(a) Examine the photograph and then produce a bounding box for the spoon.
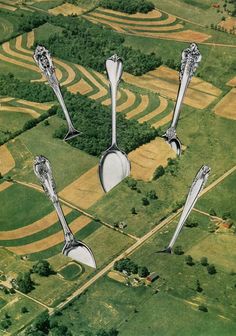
[33,45,80,141]
[33,155,96,268]
[99,55,130,192]
[158,165,211,253]
[163,43,202,156]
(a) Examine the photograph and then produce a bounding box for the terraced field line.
[68,78,93,95]
[0,97,14,103]
[54,58,76,86]
[0,145,15,175]
[3,40,34,63]
[126,94,149,119]
[8,216,92,254]
[83,16,125,33]
[152,111,172,128]
[138,96,168,123]
[15,35,31,55]
[128,24,183,32]
[16,99,53,111]
[88,11,176,25]
[0,181,12,192]
[117,89,136,112]
[27,31,35,49]
[99,8,162,19]
[76,65,107,100]
[0,105,40,118]
[0,206,71,240]
[0,3,16,11]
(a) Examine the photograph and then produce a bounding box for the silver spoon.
[33,45,81,141]
[33,155,96,268]
[163,43,202,156]
[158,165,210,253]
[99,55,130,193]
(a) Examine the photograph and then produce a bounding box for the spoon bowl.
[169,137,182,156]
[99,145,130,193]
[63,240,96,269]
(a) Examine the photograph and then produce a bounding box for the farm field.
[0,1,235,335]
[51,211,236,335]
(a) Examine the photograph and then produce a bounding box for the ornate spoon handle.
[170,43,202,130]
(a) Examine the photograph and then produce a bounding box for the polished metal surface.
[99,55,130,193]
[33,45,80,141]
[159,165,210,253]
[163,43,202,155]
[33,155,96,268]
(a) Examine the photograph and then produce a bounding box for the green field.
[51,211,236,334]
[59,262,83,280]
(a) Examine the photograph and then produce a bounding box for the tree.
[33,312,50,334]
[16,272,34,294]
[127,179,137,190]
[198,304,208,312]
[153,165,165,180]
[51,325,72,336]
[142,197,149,206]
[185,218,198,228]
[32,260,52,277]
[174,245,184,255]
[207,264,216,275]
[200,257,208,266]
[138,266,149,278]
[131,207,137,215]
[209,209,217,216]
[185,255,194,266]
[43,120,50,126]
[21,306,28,314]
[1,319,11,329]
[146,190,158,200]
[196,280,203,293]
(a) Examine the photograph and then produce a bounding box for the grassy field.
[59,262,83,281]
[196,171,236,221]
[90,105,236,237]
[51,211,236,334]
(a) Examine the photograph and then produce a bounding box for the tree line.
[99,0,155,14]
[54,91,159,156]
[35,15,162,76]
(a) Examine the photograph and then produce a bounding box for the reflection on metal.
[33,155,96,268]
[159,165,210,253]
[33,45,80,141]
[163,43,202,156]
[99,55,130,192]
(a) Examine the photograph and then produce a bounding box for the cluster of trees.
[25,311,72,336]
[99,0,155,14]
[54,92,158,156]
[114,258,150,277]
[32,260,53,277]
[36,16,162,76]
[0,73,54,102]
[18,13,48,33]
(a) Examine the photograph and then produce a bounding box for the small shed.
[212,3,220,8]
[146,272,159,283]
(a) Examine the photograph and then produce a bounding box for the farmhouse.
[146,272,159,283]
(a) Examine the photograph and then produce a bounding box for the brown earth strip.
[7,215,92,255]
[0,105,40,118]
[0,145,15,175]
[138,96,168,123]
[0,4,16,11]
[27,31,35,49]
[89,11,175,25]
[16,99,53,111]
[49,3,85,16]
[137,29,211,42]
[99,8,162,19]
[152,112,172,128]
[117,89,136,112]
[0,206,71,240]
[213,88,236,120]
[68,78,93,95]
[128,137,175,181]
[59,166,104,210]
[126,95,149,119]
[0,181,12,192]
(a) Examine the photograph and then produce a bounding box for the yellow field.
[8,215,92,255]
[100,8,162,19]
[59,166,104,209]
[0,206,71,240]
[68,78,93,95]
[138,96,168,123]
[0,181,12,192]
[128,137,175,181]
[108,270,126,283]
[123,66,221,109]
[49,3,84,16]
[219,17,236,31]
[126,95,149,119]
[214,88,236,120]
[0,145,15,175]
